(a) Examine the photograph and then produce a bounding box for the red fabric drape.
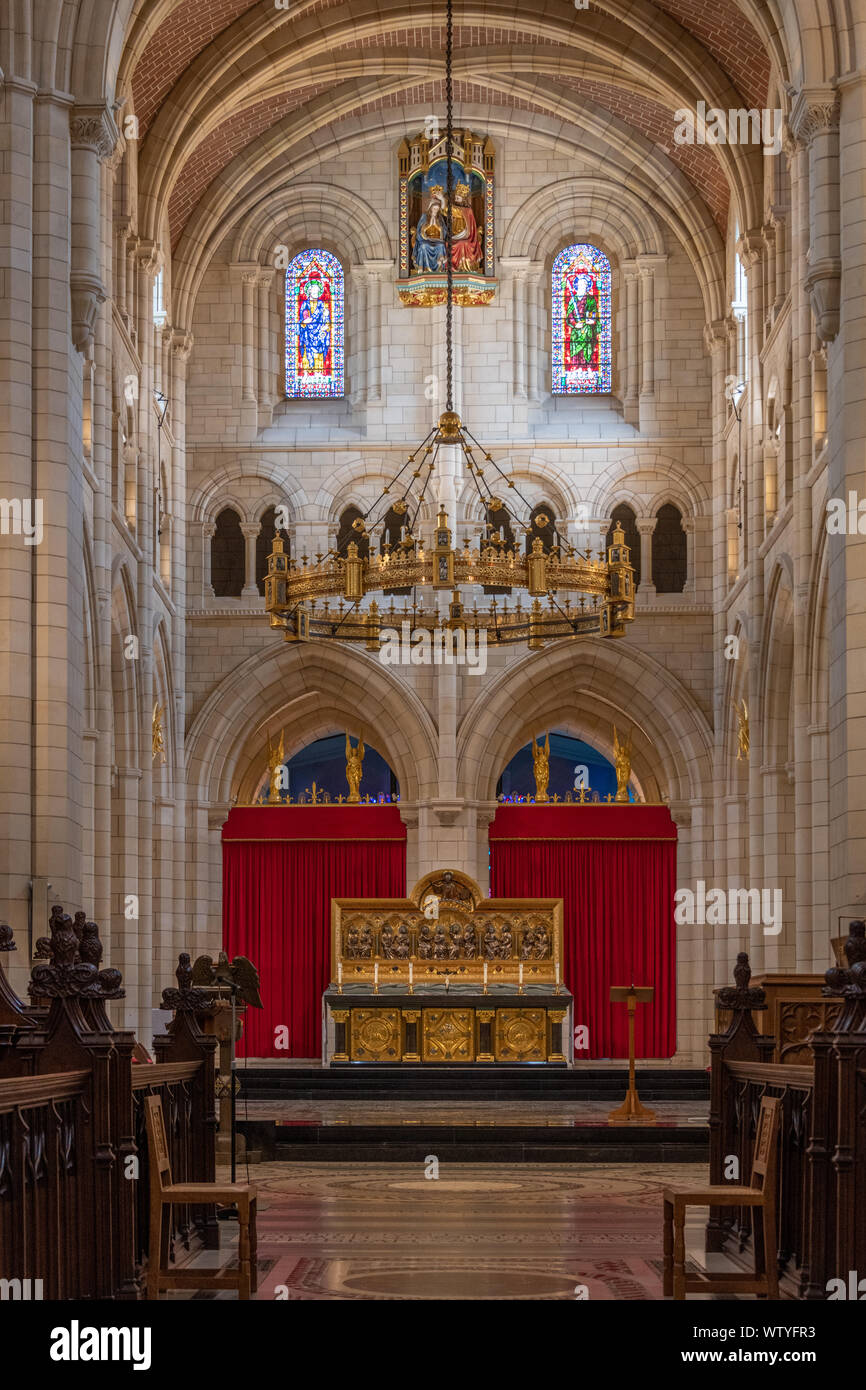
[222,807,405,1057]
[489,807,676,1058]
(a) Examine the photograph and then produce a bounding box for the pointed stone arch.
[185,642,438,807]
[458,639,713,805]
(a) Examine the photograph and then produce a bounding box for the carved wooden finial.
[715,952,766,1012]
[28,903,123,1001]
[825,920,866,997]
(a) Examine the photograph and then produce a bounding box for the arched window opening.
[483,503,516,595]
[652,503,686,594]
[256,506,291,597]
[605,504,641,588]
[380,505,411,596]
[211,508,245,598]
[256,733,399,804]
[497,732,629,802]
[285,249,344,398]
[551,243,612,394]
[337,505,370,560]
[526,502,557,556]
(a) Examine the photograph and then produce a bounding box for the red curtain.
[489,806,676,1059]
[222,807,406,1058]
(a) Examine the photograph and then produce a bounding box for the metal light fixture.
[263,0,636,649]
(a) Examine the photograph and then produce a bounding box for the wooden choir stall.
[322,870,572,1065]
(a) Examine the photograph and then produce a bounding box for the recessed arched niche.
[496,731,627,802]
[253,733,399,804]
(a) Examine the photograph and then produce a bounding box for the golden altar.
[323,871,572,1065]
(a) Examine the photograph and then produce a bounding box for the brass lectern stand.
[608,984,656,1123]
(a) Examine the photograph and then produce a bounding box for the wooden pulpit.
[608,984,655,1123]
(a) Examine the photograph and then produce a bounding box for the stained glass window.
[285,249,344,398]
[551,243,611,394]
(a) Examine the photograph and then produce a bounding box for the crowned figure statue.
[613,725,633,802]
[266,729,285,804]
[412,188,448,272]
[449,182,482,272]
[735,699,750,762]
[345,733,365,803]
[532,733,550,803]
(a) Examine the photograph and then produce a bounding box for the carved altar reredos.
[331,871,563,987]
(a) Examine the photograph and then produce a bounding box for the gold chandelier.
[263,0,636,651]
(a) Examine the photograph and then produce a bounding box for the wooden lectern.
[608,984,656,1123]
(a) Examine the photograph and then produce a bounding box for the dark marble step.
[238,1065,710,1102]
[239,1118,708,1164]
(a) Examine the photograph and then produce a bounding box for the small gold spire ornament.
[266,729,285,804]
[345,733,365,803]
[532,732,550,803]
[152,701,166,764]
[735,699,750,762]
[613,725,633,802]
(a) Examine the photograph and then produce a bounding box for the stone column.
[622,259,640,424]
[637,253,666,430]
[349,265,368,405]
[0,75,36,953]
[635,518,657,596]
[785,113,821,969]
[240,521,261,599]
[169,328,193,968]
[739,228,767,949]
[704,316,736,897]
[681,516,698,598]
[525,263,543,403]
[792,91,841,345]
[202,522,216,600]
[812,76,865,923]
[762,222,776,334]
[499,257,530,401]
[257,269,275,428]
[359,259,393,405]
[69,107,116,357]
[230,262,260,433]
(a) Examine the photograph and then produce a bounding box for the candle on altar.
[554,960,560,986]
[337,961,343,991]
[374,961,379,990]
[483,960,488,991]
[409,961,414,991]
[519,961,524,989]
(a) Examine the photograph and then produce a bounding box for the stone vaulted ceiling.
[123,0,774,254]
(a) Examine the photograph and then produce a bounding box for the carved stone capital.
[804,257,842,342]
[736,228,764,267]
[70,104,120,162]
[70,271,106,356]
[135,239,162,276]
[703,318,731,355]
[789,90,840,148]
[636,253,668,278]
[170,329,194,361]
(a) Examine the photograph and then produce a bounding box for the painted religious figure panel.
[397,129,496,306]
[551,243,612,394]
[285,248,344,398]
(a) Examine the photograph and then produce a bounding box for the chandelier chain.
[445,0,454,414]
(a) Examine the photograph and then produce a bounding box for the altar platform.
[323,983,572,1066]
[235,1064,710,1163]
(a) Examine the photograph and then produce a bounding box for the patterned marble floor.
[169,1160,736,1300]
[241,1099,708,1127]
